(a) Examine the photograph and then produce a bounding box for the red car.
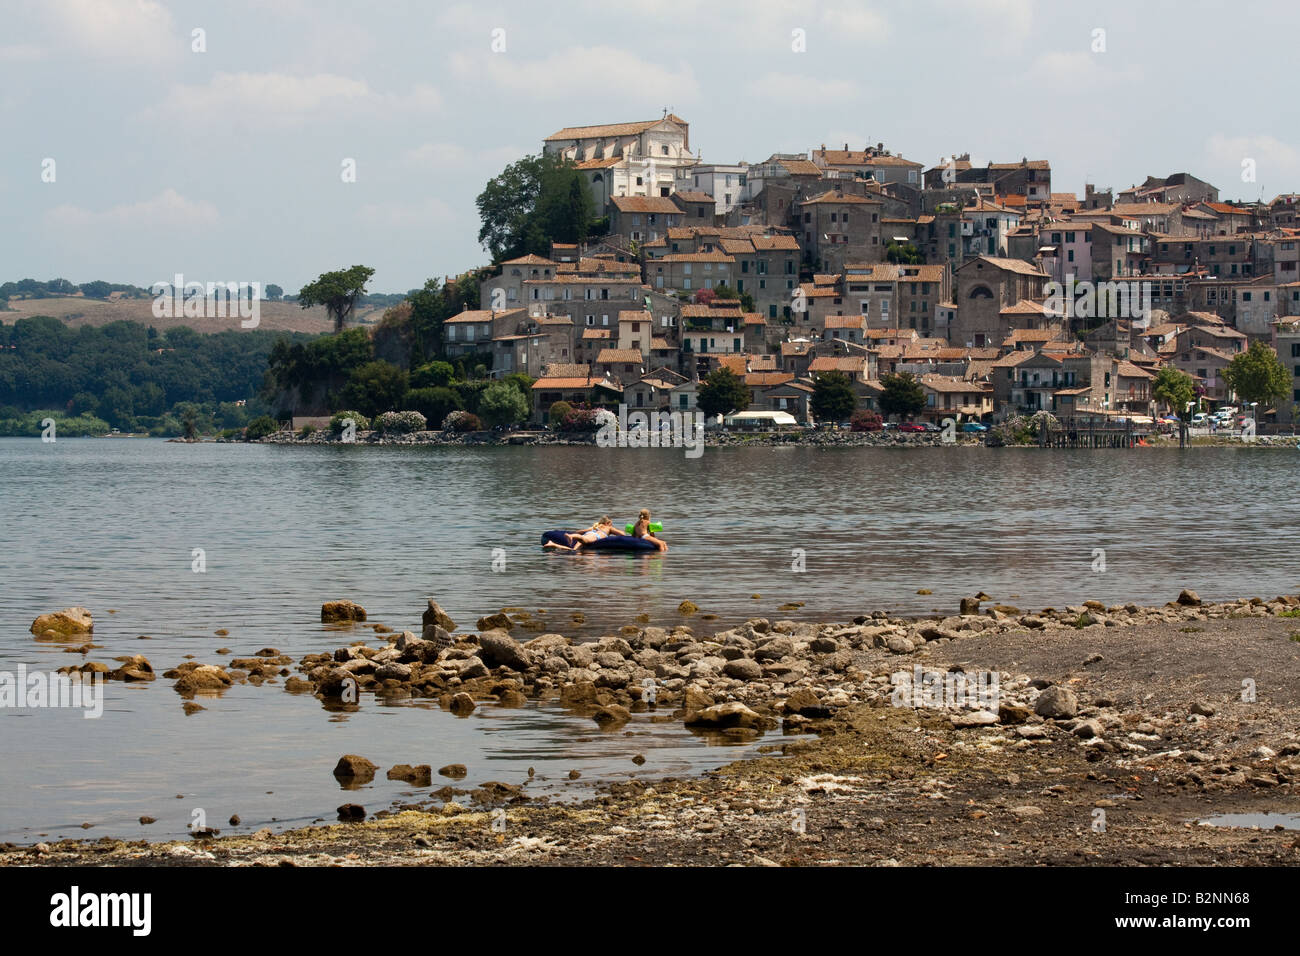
[898,422,926,433]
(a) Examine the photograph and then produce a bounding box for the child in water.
[632,509,668,552]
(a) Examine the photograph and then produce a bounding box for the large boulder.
[332,754,377,782]
[321,600,367,623]
[476,630,532,671]
[422,599,456,632]
[685,702,770,730]
[1034,685,1079,719]
[476,612,513,631]
[30,607,93,639]
[172,664,232,696]
[110,654,155,682]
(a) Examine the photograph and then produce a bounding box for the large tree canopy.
[697,366,750,418]
[298,265,375,333]
[1223,341,1289,408]
[476,154,594,262]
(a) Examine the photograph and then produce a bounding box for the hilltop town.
[444,114,1300,430]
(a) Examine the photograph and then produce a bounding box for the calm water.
[2,438,1298,842]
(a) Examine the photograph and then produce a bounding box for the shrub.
[442,410,482,432]
[850,410,883,432]
[479,380,530,428]
[558,405,604,432]
[547,400,573,427]
[410,360,455,389]
[406,387,461,426]
[374,410,427,434]
[244,415,280,441]
[297,424,316,438]
[330,410,369,432]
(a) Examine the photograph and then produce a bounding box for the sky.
[2,0,1297,294]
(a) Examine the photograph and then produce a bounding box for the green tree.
[1152,365,1195,414]
[697,366,750,418]
[879,372,925,419]
[478,379,530,427]
[547,400,573,427]
[341,360,409,417]
[298,265,375,333]
[1223,341,1289,407]
[811,370,857,421]
[78,280,113,299]
[405,386,461,425]
[885,242,924,265]
[411,360,455,388]
[244,415,280,441]
[265,284,283,301]
[713,283,755,313]
[476,154,592,262]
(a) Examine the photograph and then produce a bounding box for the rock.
[592,704,632,727]
[172,664,231,696]
[632,754,646,765]
[1034,685,1078,719]
[682,685,714,720]
[1073,718,1103,739]
[228,814,241,826]
[1176,589,1201,606]
[723,658,762,681]
[685,701,769,730]
[1190,701,1217,717]
[111,654,157,682]
[783,688,829,718]
[139,816,156,825]
[374,662,412,682]
[321,600,367,623]
[886,636,916,655]
[476,630,532,671]
[337,804,366,822]
[998,703,1030,725]
[754,637,794,662]
[30,607,93,639]
[458,657,490,680]
[332,754,378,782]
[951,711,999,728]
[182,702,205,716]
[476,612,513,631]
[423,599,456,632]
[284,676,314,693]
[1009,806,1044,818]
[678,600,699,615]
[387,764,433,786]
[959,597,981,615]
[449,693,475,716]
[439,764,468,779]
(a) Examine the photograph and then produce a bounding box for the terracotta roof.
[989,160,1050,171]
[447,309,521,324]
[751,234,801,251]
[618,310,652,322]
[657,252,735,263]
[674,190,715,204]
[717,354,748,374]
[824,315,866,329]
[809,356,868,372]
[545,118,682,141]
[1000,300,1052,316]
[921,375,990,393]
[533,377,622,391]
[595,348,645,364]
[572,157,621,170]
[965,256,1048,277]
[745,372,794,386]
[800,190,880,205]
[611,195,682,214]
[501,254,557,266]
[778,159,822,176]
[581,329,612,339]
[1116,361,1154,379]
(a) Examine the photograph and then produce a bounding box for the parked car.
[882,422,899,431]
[1191,413,1209,426]
[898,423,926,433]
[920,422,941,432]
[961,422,989,433]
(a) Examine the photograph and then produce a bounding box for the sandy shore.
[7,593,1300,867]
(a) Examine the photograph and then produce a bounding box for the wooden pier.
[1037,416,1150,449]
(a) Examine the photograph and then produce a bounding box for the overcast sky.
[2,0,1296,294]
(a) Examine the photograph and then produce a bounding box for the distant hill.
[0,295,391,334]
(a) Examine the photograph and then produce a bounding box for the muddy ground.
[8,601,1300,867]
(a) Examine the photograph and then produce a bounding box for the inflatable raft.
[541,529,660,552]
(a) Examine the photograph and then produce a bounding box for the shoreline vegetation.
[9,590,1300,866]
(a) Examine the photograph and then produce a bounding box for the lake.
[2,438,1297,842]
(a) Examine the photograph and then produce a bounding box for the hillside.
[0,295,391,334]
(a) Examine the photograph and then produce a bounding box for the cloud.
[400,143,525,172]
[358,197,456,229]
[747,72,859,103]
[449,45,698,103]
[1026,50,1141,87]
[0,44,46,62]
[39,0,178,60]
[139,72,440,132]
[44,188,220,231]
[1205,134,1300,190]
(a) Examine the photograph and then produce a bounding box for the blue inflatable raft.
[541,529,660,552]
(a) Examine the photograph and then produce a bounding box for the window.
[661,145,668,155]
[831,213,837,223]
[684,264,692,275]
[602,315,609,326]
[447,325,456,341]
[804,213,812,223]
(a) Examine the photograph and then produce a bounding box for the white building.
[544,115,697,212]
[674,163,747,215]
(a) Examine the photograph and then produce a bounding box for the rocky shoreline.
[252,429,1300,448]
[9,589,1300,866]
